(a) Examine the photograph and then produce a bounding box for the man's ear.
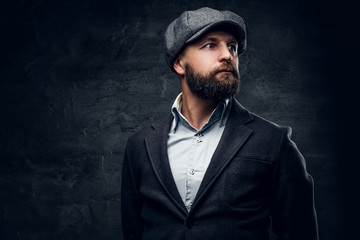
[173,56,185,75]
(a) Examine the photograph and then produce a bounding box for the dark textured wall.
[0,0,357,239]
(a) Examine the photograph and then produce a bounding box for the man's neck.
[180,90,217,130]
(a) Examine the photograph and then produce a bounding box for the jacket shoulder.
[232,103,293,162]
[248,111,291,134]
[231,98,291,135]
[246,111,293,153]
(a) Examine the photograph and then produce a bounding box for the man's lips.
[216,69,235,75]
[218,70,232,74]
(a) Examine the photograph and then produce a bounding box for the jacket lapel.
[144,99,254,215]
[145,115,188,215]
[191,99,254,210]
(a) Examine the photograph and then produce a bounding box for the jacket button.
[185,220,194,228]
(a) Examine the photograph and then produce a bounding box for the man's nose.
[218,45,233,63]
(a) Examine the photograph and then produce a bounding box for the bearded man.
[121,7,318,240]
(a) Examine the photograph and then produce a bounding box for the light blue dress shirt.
[167,93,232,211]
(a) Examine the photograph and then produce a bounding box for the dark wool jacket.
[121,98,318,240]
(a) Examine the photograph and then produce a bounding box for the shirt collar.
[170,93,232,133]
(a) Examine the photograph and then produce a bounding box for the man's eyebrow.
[228,39,238,44]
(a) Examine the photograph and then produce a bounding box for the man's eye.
[204,43,215,49]
[228,45,237,53]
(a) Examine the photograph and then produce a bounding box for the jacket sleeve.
[270,127,319,240]
[121,140,144,240]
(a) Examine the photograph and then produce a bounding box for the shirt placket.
[185,132,204,211]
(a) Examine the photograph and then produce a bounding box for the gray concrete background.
[0,0,357,239]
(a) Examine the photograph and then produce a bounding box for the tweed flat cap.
[164,7,247,71]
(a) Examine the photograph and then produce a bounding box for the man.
[121,7,318,240]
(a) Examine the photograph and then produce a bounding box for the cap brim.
[185,21,246,51]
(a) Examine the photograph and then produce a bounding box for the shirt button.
[190,169,195,175]
[196,138,202,143]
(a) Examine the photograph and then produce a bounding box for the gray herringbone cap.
[164,7,247,72]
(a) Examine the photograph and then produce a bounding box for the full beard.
[185,63,240,102]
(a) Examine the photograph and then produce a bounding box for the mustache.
[211,64,239,77]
